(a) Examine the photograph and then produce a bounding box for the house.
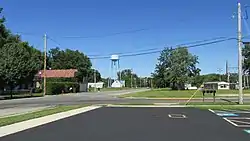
[111,80,124,88]
[36,69,88,92]
[38,69,78,78]
[204,81,230,90]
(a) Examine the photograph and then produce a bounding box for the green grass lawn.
[0,104,88,127]
[120,89,250,98]
[190,105,250,110]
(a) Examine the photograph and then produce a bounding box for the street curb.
[0,105,101,138]
[106,104,187,107]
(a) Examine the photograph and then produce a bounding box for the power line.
[57,28,151,39]
[14,32,43,37]
[89,36,242,60]
[88,36,232,57]
[47,36,61,47]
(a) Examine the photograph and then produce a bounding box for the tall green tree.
[0,43,42,97]
[0,8,42,96]
[153,47,200,90]
[88,69,101,82]
[118,69,138,87]
[48,47,93,82]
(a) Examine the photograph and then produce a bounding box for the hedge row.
[46,82,80,95]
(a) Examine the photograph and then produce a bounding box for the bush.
[46,82,79,95]
[33,88,43,93]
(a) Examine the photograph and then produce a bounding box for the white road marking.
[208,109,215,113]
[226,117,250,120]
[223,118,239,127]
[168,114,187,118]
[229,119,250,125]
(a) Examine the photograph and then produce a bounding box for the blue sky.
[1,0,250,78]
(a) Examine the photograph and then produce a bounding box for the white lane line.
[0,105,101,138]
[222,109,250,114]
[223,118,239,127]
[237,125,250,127]
[208,109,215,113]
[226,117,250,120]
[230,119,250,125]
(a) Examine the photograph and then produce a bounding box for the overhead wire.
[57,28,151,39]
[89,36,243,59]
[87,36,232,57]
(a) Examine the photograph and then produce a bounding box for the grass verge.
[2,93,43,100]
[0,104,88,127]
[120,89,250,98]
[190,105,250,110]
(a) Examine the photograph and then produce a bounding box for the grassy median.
[0,104,88,127]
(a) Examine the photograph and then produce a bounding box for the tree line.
[152,46,246,90]
[0,8,101,94]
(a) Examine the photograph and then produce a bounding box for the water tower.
[110,55,120,81]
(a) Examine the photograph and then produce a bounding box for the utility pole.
[134,77,137,88]
[226,61,230,83]
[93,59,97,92]
[151,78,153,89]
[94,69,96,92]
[217,68,223,81]
[238,2,243,104]
[43,34,47,96]
[247,74,249,88]
[140,77,142,87]
[130,69,133,88]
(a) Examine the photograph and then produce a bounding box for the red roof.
[38,69,77,78]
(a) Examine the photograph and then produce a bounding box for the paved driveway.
[1,107,249,141]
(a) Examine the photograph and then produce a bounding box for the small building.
[204,81,230,90]
[185,84,198,90]
[36,69,88,92]
[111,80,123,88]
[88,82,104,89]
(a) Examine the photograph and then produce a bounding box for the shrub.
[46,82,79,95]
[33,88,43,93]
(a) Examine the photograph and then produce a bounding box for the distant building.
[88,82,104,88]
[204,81,230,90]
[36,69,88,92]
[37,69,78,78]
[185,84,198,90]
[111,80,124,88]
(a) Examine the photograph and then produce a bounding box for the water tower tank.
[111,55,119,61]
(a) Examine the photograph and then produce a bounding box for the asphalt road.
[1,107,249,141]
[1,89,250,112]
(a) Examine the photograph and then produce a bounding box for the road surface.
[1,107,249,141]
[0,89,250,117]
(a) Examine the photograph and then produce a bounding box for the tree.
[0,43,42,97]
[0,9,42,96]
[48,47,93,82]
[88,69,101,82]
[118,69,138,87]
[243,43,250,74]
[153,47,200,90]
